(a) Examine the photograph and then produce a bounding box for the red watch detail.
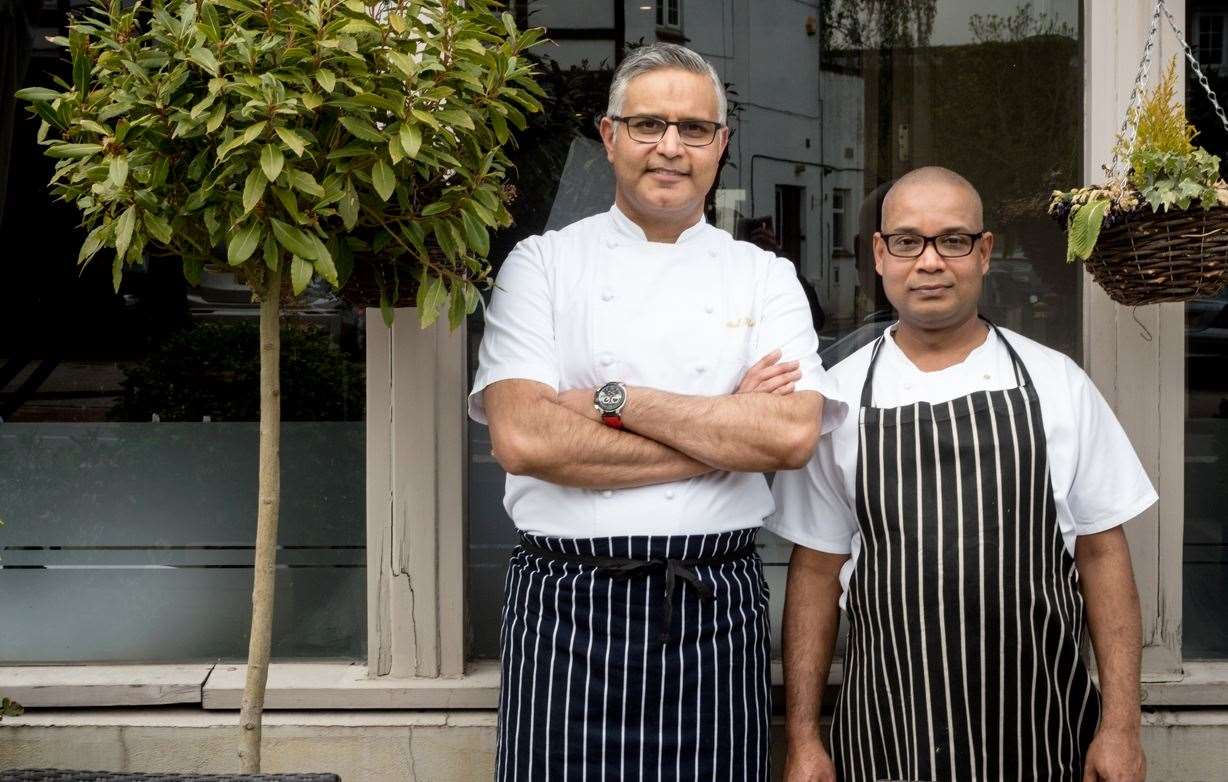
[601,413,624,429]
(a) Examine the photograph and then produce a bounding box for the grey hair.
[606,43,726,120]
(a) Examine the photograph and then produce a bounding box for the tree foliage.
[17,0,544,328]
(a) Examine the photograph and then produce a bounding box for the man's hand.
[783,735,837,782]
[1082,726,1145,782]
[737,349,801,395]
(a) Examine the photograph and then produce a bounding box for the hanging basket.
[1085,206,1228,305]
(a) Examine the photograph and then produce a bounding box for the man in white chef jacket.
[468,43,844,781]
[770,166,1154,782]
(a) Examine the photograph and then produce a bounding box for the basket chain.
[1108,0,1228,182]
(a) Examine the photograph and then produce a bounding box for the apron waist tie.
[518,540,754,645]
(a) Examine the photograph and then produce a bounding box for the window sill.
[0,665,213,708]
[201,661,500,710]
[7,660,1228,710]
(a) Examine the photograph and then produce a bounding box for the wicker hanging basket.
[1063,0,1228,306]
[1085,207,1228,306]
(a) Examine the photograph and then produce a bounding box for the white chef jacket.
[468,205,846,538]
[766,324,1158,607]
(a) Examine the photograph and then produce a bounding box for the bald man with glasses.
[769,166,1154,782]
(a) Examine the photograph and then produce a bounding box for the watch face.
[595,382,625,412]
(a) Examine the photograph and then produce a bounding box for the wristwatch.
[593,381,627,429]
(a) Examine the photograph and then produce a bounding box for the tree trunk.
[238,268,282,772]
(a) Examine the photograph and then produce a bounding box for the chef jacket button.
[983,373,991,380]
[601,490,613,498]
[695,365,706,374]
[665,489,675,500]
[705,303,715,314]
[600,354,614,367]
[606,238,618,249]
[601,290,614,302]
[708,249,718,258]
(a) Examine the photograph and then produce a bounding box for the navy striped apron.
[496,529,771,781]
[832,324,1100,781]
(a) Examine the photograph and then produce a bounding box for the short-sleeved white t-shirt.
[766,324,1157,606]
[468,205,847,539]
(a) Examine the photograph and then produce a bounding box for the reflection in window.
[1184,0,1228,659]
[465,0,1083,657]
[1196,12,1226,69]
[0,5,365,663]
[657,0,681,30]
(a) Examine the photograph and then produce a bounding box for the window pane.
[467,1,1083,657]
[0,8,366,663]
[1183,8,1228,658]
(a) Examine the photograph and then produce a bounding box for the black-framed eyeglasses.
[880,231,986,259]
[609,115,724,147]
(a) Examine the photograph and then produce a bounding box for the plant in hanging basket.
[1048,58,1228,306]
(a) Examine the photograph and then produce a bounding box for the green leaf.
[263,234,279,271]
[46,143,103,159]
[228,221,263,265]
[339,178,359,230]
[315,69,336,93]
[189,47,220,76]
[502,11,517,37]
[275,126,307,156]
[418,276,446,328]
[386,50,418,80]
[421,202,449,217]
[448,282,466,330]
[290,255,313,295]
[399,123,422,158]
[242,169,267,213]
[287,169,324,197]
[1066,198,1110,263]
[242,121,267,144]
[183,257,205,286]
[380,293,394,327]
[114,205,137,264]
[15,87,60,102]
[271,218,319,259]
[260,144,285,182]
[109,156,129,188]
[143,212,173,245]
[112,255,124,293]
[78,223,107,265]
[206,103,226,133]
[437,109,474,130]
[313,249,339,288]
[339,116,384,142]
[372,158,396,202]
[461,209,490,257]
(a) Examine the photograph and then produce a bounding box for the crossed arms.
[484,351,826,488]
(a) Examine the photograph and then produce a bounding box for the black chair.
[0,772,340,782]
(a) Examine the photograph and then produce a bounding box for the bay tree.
[18,0,542,770]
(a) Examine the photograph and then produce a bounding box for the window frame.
[657,0,682,33]
[8,0,1224,712]
[1194,10,1227,68]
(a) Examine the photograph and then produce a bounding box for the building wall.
[3,710,1227,781]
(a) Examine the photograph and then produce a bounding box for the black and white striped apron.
[496,529,771,781]
[832,324,1100,781]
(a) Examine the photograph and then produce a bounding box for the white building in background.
[519,0,866,326]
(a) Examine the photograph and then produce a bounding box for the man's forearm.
[619,387,824,472]
[486,380,714,489]
[783,545,847,746]
[1077,527,1142,732]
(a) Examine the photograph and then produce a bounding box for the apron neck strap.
[859,316,1032,409]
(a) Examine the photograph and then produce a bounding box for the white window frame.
[1194,10,1227,69]
[657,0,682,33]
[8,0,1228,713]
